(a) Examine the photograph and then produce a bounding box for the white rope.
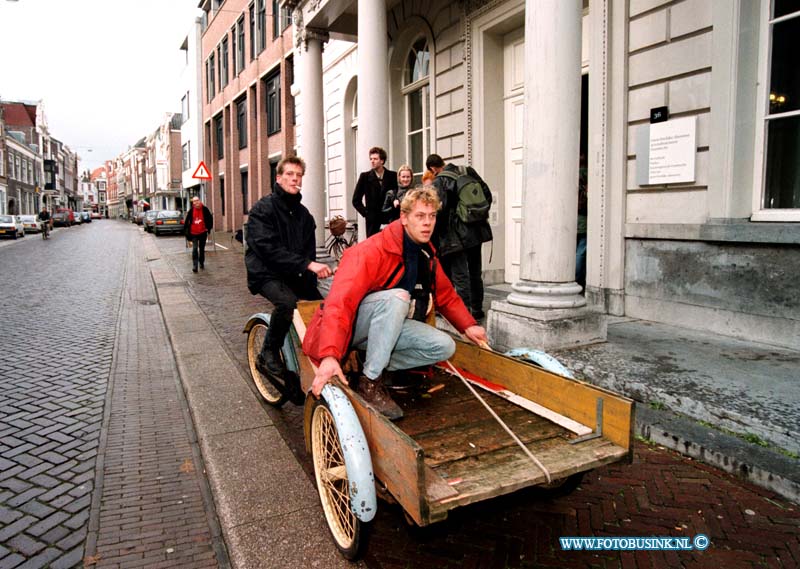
[444,360,552,484]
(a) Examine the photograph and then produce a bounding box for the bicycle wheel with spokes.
[311,401,363,559]
[246,322,288,407]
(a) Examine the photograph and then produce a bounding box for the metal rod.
[443,360,552,484]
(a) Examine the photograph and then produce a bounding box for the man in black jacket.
[352,146,398,237]
[426,154,493,320]
[245,155,332,376]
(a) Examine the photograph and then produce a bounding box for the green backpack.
[438,166,491,224]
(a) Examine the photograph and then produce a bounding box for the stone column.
[356,0,389,242]
[488,0,606,351]
[296,26,328,247]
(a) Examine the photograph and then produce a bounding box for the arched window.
[403,38,431,176]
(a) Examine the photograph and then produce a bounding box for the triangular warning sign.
[192,161,211,180]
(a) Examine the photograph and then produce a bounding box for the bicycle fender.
[243,313,300,374]
[321,384,377,523]
[504,348,575,379]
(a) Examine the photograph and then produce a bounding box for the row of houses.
[93,0,795,355]
[0,101,84,217]
[103,113,185,219]
[185,0,796,353]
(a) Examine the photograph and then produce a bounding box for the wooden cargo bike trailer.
[244,300,634,559]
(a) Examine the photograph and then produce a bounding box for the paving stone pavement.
[153,232,800,569]
[0,222,227,569]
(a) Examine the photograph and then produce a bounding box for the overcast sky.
[0,0,201,172]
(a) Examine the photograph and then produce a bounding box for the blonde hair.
[400,186,441,214]
[397,164,413,179]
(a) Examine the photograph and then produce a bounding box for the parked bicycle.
[325,216,358,259]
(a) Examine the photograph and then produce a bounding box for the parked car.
[143,210,159,232]
[0,215,25,239]
[20,215,43,234]
[80,211,92,223]
[153,210,184,236]
[132,211,146,225]
[91,211,102,219]
[54,208,75,226]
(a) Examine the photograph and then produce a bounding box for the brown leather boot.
[355,375,404,420]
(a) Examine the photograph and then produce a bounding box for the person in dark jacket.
[245,155,332,377]
[426,154,493,320]
[304,187,488,420]
[381,164,414,224]
[183,197,214,272]
[352,146,398,237]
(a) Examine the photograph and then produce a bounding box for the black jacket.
[432,163,493,256]
[352,168,398,236]
[245,183,318,295]
[183,204,214,238]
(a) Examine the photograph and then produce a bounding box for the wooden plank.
[428,437,628,516]
[349,393,429,526]
[436,363,592,436]
[424,464,458,502]
[450,340,634,452]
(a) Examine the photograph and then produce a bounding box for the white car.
[20,215,43,234]
[0,215,25,239]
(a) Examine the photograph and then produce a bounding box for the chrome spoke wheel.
[311,403,361,558]
[246,323,287,407]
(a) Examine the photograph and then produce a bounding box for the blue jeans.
[575,235,587,289]
[350,289,456,380]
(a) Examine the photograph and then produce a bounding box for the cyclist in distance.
[38,207,51,239]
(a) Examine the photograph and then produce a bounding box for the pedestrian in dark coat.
[183,197,214,272]
[426,154,493,320]
[245,155,332,377]
[352,146,398,237]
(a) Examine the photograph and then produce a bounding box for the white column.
[356,0,389,242]
[297,31,327,246]
[488,0,605,351]
[509,0,585,309]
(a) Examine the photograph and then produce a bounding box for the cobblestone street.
[0,222,225,569]
[155,233,800,569]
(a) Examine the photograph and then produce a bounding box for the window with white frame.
[403,38,431,176]
[758,1,800,214]
[15,155,20,180]
[0,148,4,176]
[182,142,191,172]
[182,92,190,122]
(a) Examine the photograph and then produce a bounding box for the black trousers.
[258,279,322,354]
[190,232,208,268]
[440,245,484,316]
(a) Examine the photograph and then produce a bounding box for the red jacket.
[303,220,476,364]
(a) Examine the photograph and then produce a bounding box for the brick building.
[198,0,296,233]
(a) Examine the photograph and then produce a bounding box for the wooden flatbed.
[294,301,634,527]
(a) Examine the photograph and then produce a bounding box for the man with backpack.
[426,154,493,320]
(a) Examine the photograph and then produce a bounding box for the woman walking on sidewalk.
[184,197,214,273]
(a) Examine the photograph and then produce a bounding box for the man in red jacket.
[303,187,488,419]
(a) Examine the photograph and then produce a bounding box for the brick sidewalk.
[154,233,800,569]
[84,233,229,568]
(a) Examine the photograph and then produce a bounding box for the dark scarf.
[396,232,433,321]
[274,183,302,210]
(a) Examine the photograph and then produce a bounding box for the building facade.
[180,17,207,203]
[199,0,296,233]
[288,0,799,351]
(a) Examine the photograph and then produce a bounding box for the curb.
[637,405,800,504]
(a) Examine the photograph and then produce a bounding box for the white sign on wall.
[636,116,697,186]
